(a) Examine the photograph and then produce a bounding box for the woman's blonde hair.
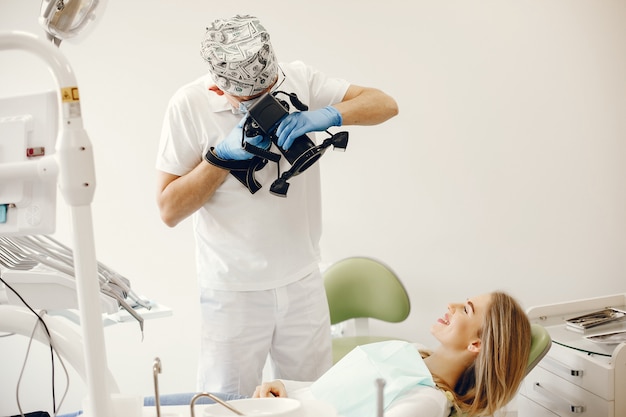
[428,291,531,416]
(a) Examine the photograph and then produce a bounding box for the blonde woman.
[253,291,531,417]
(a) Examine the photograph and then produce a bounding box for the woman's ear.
[467,338,482,354]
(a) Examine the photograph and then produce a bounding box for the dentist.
[155,14,398,396]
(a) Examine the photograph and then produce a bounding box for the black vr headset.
[205,91,349,197]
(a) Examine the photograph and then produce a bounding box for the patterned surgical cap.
[200,15,278,97]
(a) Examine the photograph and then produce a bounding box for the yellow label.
[61,87,80,102]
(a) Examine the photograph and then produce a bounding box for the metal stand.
[375,378,386,417]
[0,31,113,417]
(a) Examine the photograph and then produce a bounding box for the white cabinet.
[518,293,626,417]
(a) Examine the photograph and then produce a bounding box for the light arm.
[0,30,114,417]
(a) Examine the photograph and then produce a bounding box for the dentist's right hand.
[212,117,270,161]
[275,106,342,150]
[253,380,287,398]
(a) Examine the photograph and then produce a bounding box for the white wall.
[1,0,625,414]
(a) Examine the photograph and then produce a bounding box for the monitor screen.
[0,90,58,235]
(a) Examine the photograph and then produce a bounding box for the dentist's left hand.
[275,106,342,150]
[253,380,287,398]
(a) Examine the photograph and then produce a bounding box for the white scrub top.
[156,61,349,291]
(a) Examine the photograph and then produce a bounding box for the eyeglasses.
[269,65,286,94]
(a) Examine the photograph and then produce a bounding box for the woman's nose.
[448,303,461,313]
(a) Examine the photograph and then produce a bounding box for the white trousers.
[197,270,332,396]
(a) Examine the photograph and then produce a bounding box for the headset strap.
[204,148,268,194]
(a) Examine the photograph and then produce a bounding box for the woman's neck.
[423,347,474,389]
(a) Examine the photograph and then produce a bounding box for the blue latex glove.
[214,117,270,160]
[275,105,342,150]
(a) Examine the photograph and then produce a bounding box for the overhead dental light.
[39,0,107,45]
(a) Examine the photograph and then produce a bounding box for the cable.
[0,274,55,413]
[17,318,44,416]
[49,324,70,416]
[0,273,67,415]
[15,312,70,417]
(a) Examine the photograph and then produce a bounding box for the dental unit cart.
[518,293,626,417]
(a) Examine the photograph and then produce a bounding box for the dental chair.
[525,323,552,374]
[323,256,411,363]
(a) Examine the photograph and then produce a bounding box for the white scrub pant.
[197,270,332,396]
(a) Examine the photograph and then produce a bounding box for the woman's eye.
[463,306,467,313]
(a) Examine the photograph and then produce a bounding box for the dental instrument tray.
[565,307,626,331]
[0,235,172,331]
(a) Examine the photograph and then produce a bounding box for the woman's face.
[431,293,493,351]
